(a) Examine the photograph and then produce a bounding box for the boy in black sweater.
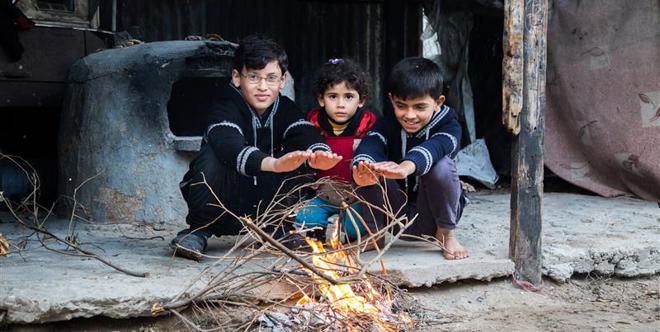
[352,57,468,260]
[171,35,341,260]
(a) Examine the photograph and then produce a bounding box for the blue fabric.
[0,159,31,201]
[295,197,366,240]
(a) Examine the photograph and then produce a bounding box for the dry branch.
[1,152,148,278]
[240,217,338,285]
[0,233,9,256]
[156,174,417,331]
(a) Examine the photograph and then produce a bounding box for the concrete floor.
[1,191,658,325]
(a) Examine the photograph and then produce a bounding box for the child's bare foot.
[435,228,469,260]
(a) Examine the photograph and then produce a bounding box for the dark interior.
[0,107,60,205]
[167,76,230,137]
[468,6,509,177]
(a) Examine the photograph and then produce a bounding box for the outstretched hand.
[352,160,416,186]
[262,150,312,173]
[352,161,379,187]
[308,150,342,171]
[368,160,416,179]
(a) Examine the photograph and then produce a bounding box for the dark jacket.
[198,82,330,179]
[352,105,461,197]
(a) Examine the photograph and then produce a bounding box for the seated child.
[171,35,341,260]
[352,57,468,260]
[295,58,376,241]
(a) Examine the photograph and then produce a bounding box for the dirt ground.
[411,275,660,332]
[6,274,658,332]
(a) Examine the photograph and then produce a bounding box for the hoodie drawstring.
[401,130,408,190]
[250,96,280,185]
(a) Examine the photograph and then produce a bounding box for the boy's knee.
[423,157,459,186]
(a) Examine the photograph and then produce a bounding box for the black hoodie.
[201,82,330,179]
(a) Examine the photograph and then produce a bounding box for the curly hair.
[312,58,371,101]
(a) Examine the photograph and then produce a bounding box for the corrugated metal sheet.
[117,0,389,112]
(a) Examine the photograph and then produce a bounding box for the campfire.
[149,178,417,331]
[291,225,414,331]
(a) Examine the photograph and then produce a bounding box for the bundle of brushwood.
[152,177,429,331]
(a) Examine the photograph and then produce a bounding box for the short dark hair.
[232,34,288,74]
[387,57,444,100]
[312,58,370,100]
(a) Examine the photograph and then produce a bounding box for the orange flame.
[295,226,411,331]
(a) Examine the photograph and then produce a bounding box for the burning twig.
[240,216,338,285]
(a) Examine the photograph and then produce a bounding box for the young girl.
[295,58,377,241]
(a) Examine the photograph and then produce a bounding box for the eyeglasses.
[241,73,282,85]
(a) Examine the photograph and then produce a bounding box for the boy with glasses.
[171,34,341,260]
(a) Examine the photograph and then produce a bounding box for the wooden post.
[503,0,548,288]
